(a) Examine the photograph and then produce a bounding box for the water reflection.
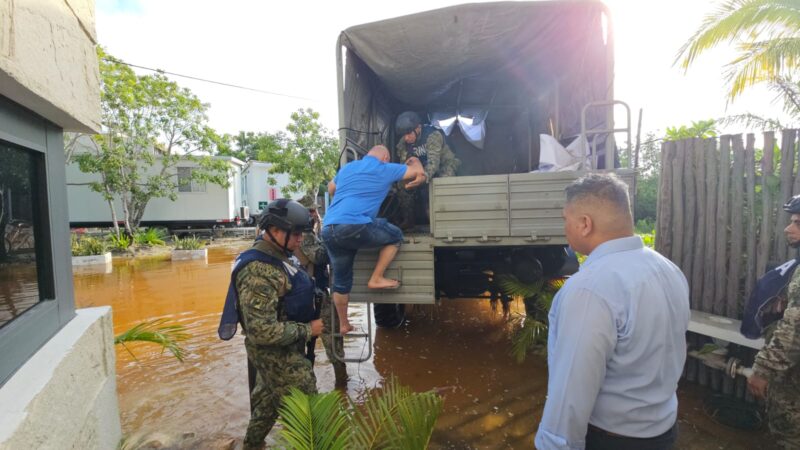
[74,245,769,449]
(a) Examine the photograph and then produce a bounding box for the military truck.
[335,1,635,327]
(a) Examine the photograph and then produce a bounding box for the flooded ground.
[73,245,771,449]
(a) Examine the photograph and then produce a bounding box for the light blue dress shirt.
[535,236,690,450]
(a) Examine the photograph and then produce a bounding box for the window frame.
[0,96,75,386]
[177,166,207,193]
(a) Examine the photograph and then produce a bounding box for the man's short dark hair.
[565,173,631,215]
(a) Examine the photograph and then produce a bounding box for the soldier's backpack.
[741,257,800,339]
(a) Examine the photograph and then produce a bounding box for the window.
[177,166,206,193]
[0,144,51,328]
[0,96,71,386]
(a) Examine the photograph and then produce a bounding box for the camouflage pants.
[320,293,347,383]
[243,344,317,449]
[767,379,800,449]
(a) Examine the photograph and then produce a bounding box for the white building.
[241,161,301,216]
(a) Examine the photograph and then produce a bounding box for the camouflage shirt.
[396,127,459,179]
[295,231,326,274]
[753,268,800,382]
[235,239,311,348]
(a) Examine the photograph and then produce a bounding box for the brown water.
[73,245,770,449]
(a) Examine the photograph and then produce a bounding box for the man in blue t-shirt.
[322,145,425,333]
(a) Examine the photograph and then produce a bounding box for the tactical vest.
[218,248,317,340]
[741,258,800,339]
[405,125,445,169]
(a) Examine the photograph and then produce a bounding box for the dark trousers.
[586,422,678,450]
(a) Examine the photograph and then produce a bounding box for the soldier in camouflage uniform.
[294,198,347,385]
[236,199,323,449]
[393,111,460,229]
[748,195,800,449]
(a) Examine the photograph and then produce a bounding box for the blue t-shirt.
[324,156,408,225]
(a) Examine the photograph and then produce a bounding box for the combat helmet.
[259,198,312,232]
[395,111,423,136]
[785,195,800,214]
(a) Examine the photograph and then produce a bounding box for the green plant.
[114,318,190,362]
[71,235,108,256]
[106,232,132,251]
[173,235,205,250]
[498,275,564,363]
[133,227,167,246]
[277,376,443,450]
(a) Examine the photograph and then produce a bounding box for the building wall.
[66,157,243,224]
[0,307,121,450]
[0,1,118,449]
[0,0,101,133]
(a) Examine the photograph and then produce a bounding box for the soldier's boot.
[333,361,348,386]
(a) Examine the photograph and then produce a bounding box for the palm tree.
[676,0,800,102]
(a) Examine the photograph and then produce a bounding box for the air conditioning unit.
[240,206,250,220]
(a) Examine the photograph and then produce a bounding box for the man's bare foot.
[339,322,355,334]
[367,278,401,289]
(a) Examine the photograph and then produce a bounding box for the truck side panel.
[348,236,435,304]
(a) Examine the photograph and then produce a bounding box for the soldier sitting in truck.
[393,111,460,230]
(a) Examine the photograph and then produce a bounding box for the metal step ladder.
[329,302,374,363]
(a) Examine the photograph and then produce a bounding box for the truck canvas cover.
[338,1,611,160]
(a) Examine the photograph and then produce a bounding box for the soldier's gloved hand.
[310,319,324,337]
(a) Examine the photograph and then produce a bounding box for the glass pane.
[0,144,41,327]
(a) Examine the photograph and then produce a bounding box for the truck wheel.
[374,303,405,328]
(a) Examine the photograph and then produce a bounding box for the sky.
[95,0,788,139]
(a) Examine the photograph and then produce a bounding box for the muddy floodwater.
[73,245,771,449]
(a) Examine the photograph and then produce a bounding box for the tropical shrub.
[133,227,167,246]
[71,235,107,256]
[498,276,564,363]
[107,232,132,251]
[173,235,205,250]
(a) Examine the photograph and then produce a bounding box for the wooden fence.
[655,130,799,397]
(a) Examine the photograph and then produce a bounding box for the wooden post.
[671,140,686,267]
[702,138,718,313]
[714,136,731,316]
[776,129,796,262]
[757,131,776,276]
[682,139,697,285]
[745,134,757,300]
[727,135,745,318]
[657,142,675,257]
[691,138,707,307]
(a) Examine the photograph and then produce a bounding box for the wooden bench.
[688,309,764,350]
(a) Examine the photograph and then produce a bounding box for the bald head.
[367,145,391,162]
[562,173,633,254]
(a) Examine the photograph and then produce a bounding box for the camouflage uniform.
[753,268,800,449]
[237,239,317,449]
[295,231,347,383]
[395,127,460,225]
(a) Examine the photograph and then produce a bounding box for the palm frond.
[510,318,548,364]
[350,378,410,449]
[717,112,785,130]
[496,274,545,299]
[677,0,800,70]
[384,390,443,450]
[114,319,190,362]
[277,388,349,450]
[725,36,800,99]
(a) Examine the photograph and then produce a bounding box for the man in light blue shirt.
[535,173,690,450]
[322,145,425,333]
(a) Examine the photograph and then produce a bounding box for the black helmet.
[784,195,800,214]
[259,198,312,232]
[395,111,422,136]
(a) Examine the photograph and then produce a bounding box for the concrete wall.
[0,0,101,132]
[0,307,122,450]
